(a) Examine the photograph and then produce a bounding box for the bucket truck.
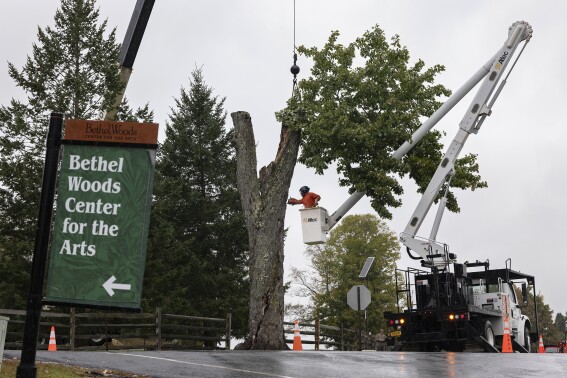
[298,21,538,352]
[384,21,538,353]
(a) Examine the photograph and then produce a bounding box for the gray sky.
[2,1,566,318]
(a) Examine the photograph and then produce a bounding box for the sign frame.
[44,119,158,310]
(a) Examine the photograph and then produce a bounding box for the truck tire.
[88,337,110,346]
[523,325,531,352]
[483,321,495,347]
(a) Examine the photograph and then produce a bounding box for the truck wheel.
[523,326,531,352]
[483,321,495,347]
[88,337,110,346]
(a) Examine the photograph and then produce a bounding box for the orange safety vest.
[289,192,320,208]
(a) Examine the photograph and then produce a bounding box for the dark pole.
[105,0,155,120]
[357,286,362,350]
[17,113,63,378]
[365,276,369,336]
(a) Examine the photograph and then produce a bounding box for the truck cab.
[468,264,534,351]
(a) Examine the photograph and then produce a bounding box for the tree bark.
[231,111,301,349]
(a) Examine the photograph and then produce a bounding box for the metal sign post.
[347,285,371,351]
[17,113,63,378]
[358,256,375,339]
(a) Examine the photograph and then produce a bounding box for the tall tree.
[144,69,249,337]
[291,214,401,342]
[555,312,567,346]
[555,312,566,334]
[232,25,486,349]
[0,0,151,308]
[521,289,559,344]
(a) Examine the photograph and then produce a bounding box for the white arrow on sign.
[103,275,131,297]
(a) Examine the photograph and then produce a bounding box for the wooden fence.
[283,320,366,351]
[0,308,231,351]
[1,308,371,351]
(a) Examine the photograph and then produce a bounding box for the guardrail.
[0,308,231,351]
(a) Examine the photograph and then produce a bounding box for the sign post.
[347,285,371,350]
[17,113,63,378]
[45,119,158,309]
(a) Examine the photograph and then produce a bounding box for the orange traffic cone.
[564,342,567,354]
[538,335,545,353]
[48,326,57,351]
[292,320,303,351]
[501,316,513,353]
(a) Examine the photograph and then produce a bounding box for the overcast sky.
[2,1,566,318]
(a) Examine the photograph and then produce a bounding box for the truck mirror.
[521,282,528,306]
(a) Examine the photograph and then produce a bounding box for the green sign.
[45,144,155,308]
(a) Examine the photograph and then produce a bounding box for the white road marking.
[109,352,296,378]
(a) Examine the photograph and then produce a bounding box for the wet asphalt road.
[4,349,567,377]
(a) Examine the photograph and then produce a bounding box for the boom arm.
[104,0,155,120]
[400,21,532,268]
[326,52,499,231]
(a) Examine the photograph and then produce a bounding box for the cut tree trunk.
[231,111,301,350]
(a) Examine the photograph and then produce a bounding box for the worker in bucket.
[287,186,320,208]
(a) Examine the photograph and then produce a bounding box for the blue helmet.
[299,186,310,196]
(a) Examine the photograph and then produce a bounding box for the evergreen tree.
[144,68,249,337]
[555,312,566,334]
[555,312,567,346]
[290,214,401,346]
[0,0,151,308]
[521,289,559,345]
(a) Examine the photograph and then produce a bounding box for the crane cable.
[290,0,300,93]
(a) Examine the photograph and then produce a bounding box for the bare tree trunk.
[231,111,301,350]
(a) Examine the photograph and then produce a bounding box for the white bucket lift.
[299,207,329,245]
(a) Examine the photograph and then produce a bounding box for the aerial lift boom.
[104,0,156,120]
[400,21,532,268]
[304,22,532,251]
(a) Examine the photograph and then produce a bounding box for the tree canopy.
[287,25,487,218]
[519,288,559,345]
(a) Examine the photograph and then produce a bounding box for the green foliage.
[293,25,486,218]
[555,312,566,334]
[0,0,150,308]
[520,288,560,344]
[291,214,401,342]
[143,69,249,338]
[8,0,122,118]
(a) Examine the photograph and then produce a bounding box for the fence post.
[315,319,320,351]
[225,313,231,350]
[341,323,344,351]
[69,308,75,351]
[155,307,161,351]
[104,311,109,352]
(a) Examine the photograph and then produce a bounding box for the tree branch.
[231,111,260,240]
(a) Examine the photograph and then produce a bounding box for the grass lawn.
[1,358,149,377]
